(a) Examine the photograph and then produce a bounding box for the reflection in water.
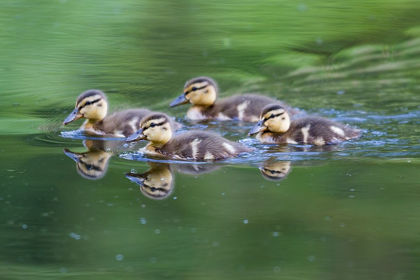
[259,158,292,181]
[63,139,124,180]
[126,163,174,200]
[126,162,221,200]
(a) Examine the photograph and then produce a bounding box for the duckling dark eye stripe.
[142,184,169,194]
[265,112,284,121]
[263,168,283,174]
[144,121,166,131]
[80,98,101,109]
[185,85,208,95]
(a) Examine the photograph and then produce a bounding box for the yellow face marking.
[263,109,290,133]
[330,126,345,137]
[222,142,236,154]
[237,101,249,120]
[184,82,217,106]
[301,124,311,143]
[190,138,202,159]
[78,95,107,121]
[142,119,172,145]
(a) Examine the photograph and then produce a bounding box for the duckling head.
[63,89,108,125]
[63,148,112,180]
[259,159,292,181]
[248,105,291,136]
[126,113,173,145]
[170,76,218,108]
[126,163,174,200]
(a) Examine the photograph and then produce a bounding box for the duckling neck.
[187,105,216,120]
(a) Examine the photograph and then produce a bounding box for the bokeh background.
[0,1,419,279]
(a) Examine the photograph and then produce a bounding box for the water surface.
[1,1,420,279]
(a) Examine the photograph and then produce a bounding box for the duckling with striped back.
[170,77,300,122]
[126,113,253,160]
[249,105,360,146]
[63,89,181,137]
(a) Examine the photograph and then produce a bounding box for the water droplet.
[155,229,160,234]
[308,255,315,262]
[22,224,27,229]
[243,219,249,224]
[212,241,219,247]
[140,218,147,225]
[272,232,279,237]
[173,197,177,200]
[273,266,281,273]
[340,223,346,227]
[59,267,67,274]
[150,257,157,263]
[221,193,225,195]
[116,254,123,261]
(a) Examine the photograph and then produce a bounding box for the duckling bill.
[126,113,253,160]
[249,105,360,146]
[170,76,299,122]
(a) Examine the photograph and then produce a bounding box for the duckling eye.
[270,114,275,118]
[192,87,197,91]
[85,101,92,106]
[150,123,156,128]
[150,187,157,192]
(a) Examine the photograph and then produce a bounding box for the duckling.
[170,76,299,122]
[63,139,124,179]
[259,159,292,181]
[249,105,360,145]
[63,89,181,137]
[126,163,174,200]
[126,113,253,160]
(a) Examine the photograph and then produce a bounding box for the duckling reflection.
[259,159,292,181]
[125,162,221,200]
[63,139,124,180]
[126,163,174,200]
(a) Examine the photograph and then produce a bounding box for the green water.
[1,1,420,279]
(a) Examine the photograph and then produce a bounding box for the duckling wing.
[99,109,152,137]
[216,94,298,121]
[163,131,252,160]
[289,117,360,145]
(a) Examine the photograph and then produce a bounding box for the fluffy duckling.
[126,113,253,160]
[126,163,174,200]
[249,105,360,145]
[63,89,180,137]
[170,76,299,122]
[259,159,292,181]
